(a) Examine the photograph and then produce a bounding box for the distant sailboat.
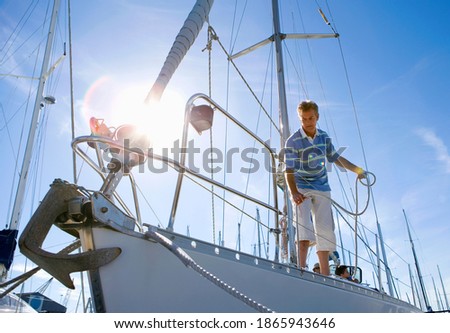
[437,265,450,311]
[403,209,431,311]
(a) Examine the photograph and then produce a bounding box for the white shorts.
[293,189,336,252]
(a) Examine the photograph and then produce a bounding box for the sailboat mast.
[408,264,417,307]
[403,209,431,310]
[376,221,395,296]
[9,0,61,232]
[271,0,296,265]
[256,208,262,257]
[431,276,441,311]
[271,0,291,142]
[376,234,383,292]
[437,265,449,310]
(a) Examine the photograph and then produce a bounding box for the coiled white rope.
[302,171,376,217]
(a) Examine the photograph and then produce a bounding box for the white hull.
[0,288,37,313]
[82,224,421,313]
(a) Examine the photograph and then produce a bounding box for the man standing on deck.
[284,100,366,276]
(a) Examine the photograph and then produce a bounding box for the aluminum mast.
[1,0,61,282]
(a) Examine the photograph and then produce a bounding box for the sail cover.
[146,0,214,102]
[0,229,18,270]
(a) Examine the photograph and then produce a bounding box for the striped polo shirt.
[284,127,340,191]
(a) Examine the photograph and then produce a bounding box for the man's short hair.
[297,100,319,116]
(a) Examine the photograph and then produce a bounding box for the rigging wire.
[68,0,77,184]
[134,183,162,227]
[217,0,249,247]
[233,43,277,251]
[330,9,396,287]
[221,1,278,254]
[208,27,280,135]
[283,43,309,99]
[0,93,32,133]
[291,4,310,99]
[221,3,277,247]
[212,0,279,248]
[0,0,40,65]
[181,170,272,231]
[321,2,377,277]
[317,0,377,218]
[218,1,238,247]
[265,45,275,260]
[230,0,248,251]
[0,38,46,81]
[0,101,20,161]
[205,27,216,244]
[236,73,265,231]
[228,0,248,55]
[284,23,388,274]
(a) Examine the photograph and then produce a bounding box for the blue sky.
[1,0,450,313]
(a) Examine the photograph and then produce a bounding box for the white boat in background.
[2,0,441,313]
[0,288,36,313]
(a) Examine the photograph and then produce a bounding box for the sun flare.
[82,78,186,151]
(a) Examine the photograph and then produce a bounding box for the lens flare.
[81,77,185,151]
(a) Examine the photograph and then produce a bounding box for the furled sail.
[145,0,214,103]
